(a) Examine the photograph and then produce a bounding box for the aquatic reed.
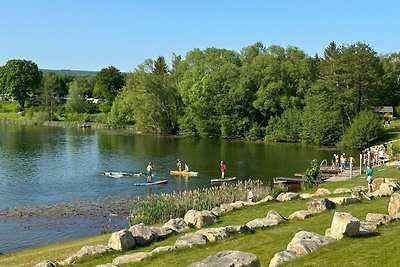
[130,179,269,225]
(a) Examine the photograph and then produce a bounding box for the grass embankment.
[2,166,400,267]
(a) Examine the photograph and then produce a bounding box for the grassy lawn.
[2,166,400,267]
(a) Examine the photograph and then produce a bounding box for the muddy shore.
[0,197,138,219]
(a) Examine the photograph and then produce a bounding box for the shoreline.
[0,196,137,220]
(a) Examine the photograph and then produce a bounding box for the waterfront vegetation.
[1,42,400,147]
[1,166,400,267]
[130,180,270,225]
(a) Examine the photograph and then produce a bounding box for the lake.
[0,124,359,253]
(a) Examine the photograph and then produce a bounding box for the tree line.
[1,41,399,147]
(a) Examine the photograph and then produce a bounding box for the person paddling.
[177,159,182,172]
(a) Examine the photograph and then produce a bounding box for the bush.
[303,159,320,187]
[340,110,383,148]
[245,124,265,141]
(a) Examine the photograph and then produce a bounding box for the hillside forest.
[1,41,400,147]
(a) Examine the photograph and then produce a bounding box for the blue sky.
[1,0,399,72]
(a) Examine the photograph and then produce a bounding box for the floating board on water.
[103,172,133,178]
[134,180,168,186]
[169,170,199,176]
[210,177,237,183]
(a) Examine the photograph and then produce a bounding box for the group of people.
[144,160,228,183]
[362,144,388,167]
[176,159,190,172]
[331,153,354,173]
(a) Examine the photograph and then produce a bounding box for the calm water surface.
[0,124,359,253]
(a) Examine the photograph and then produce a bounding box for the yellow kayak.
[169,170,198,176]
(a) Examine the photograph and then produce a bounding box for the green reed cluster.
[130,179,269,225]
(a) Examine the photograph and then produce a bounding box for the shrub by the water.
[130,180,269,225]
[340,110,383,148]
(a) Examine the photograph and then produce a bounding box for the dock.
[273,177,307,190]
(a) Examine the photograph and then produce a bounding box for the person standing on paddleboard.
[220,161,226,179]
[146,162,153,183]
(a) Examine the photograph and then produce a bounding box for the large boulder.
[231,201,247,209]
[328,197,360,206]
[327,212,360,240]
[149,226,175,239]
[150,245,177,255]
[184,210,217,228]
[371,178,385,191]
[163,218,190,232]
[288,210,314,220]
[359,221,380,231]
[60,245,113,265]
[108,229,135,251]
[112,252,149,265]
[211,207,227,216]
[197,227,229,242]
[333,188,352,194]
[299,193,314,200]
[257,195,275,203]
[306,199,335,213]
[220,203,235,211]
[286,231,335,256]
[129,223,157,246]
[266,210,287,222]
[95,264,118,267]
[365,213,391,225]
[245,218,279,230]
[34,261,57,267]
[225,225,251,234]
[314,188,331,196]
[268,250,297,267]
[187,250,260,267]
[388,192,400,215]
[276,192,300,202]
[175,233,208,248]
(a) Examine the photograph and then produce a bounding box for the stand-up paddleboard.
[210,177,237,183]
[103,172,133,178]
[169,170,199,176]
[134,180,168,186]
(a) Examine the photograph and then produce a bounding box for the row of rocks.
[35,198,269,267]
[269,191,400,267]
[36,180,400,267]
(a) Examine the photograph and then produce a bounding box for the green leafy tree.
[66,80,87,113]
[300,91,344,145]
[109,88,136,125]
[340,110,383,148]
[251,46,317,122]
[40,72,66,120]
[93,66,125,101]
[120,56,182,134]
[0,59,42,109]
[381,53,400,107]
[70,76,96,98]
[318,42,384,124]
[265,108,302,142]
[178,47,243,137]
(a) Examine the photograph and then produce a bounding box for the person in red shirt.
[220,161,226,179]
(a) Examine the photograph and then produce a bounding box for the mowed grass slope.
[1,166,400,267]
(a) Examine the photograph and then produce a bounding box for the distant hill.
[41,69,98,76]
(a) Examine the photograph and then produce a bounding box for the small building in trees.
[375,106,394,120]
